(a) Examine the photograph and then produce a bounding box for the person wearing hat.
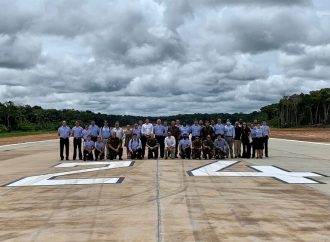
[58,120,71,160]
[83,135,95,161]
[214,135,228,159]
[164,131,176,159]
[192,136,202,159]
[203,135,214,159]
[179,134,192,159]
[128,133,142,159]
[94,136,105,160]
[146,133,159,159]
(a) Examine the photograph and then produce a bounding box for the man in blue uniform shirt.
[154,119,166,158]
[214,135,228,159]
[88,120,100,142]
[190,119,202,141]
[214,119,225,138]
[179,134,192,159]
[261,121,270,157]
[71,121,83,160]
[224,119,235,158]
[58,120,71,160]
[179,122,191,139]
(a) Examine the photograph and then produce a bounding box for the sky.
[0,0,330,116]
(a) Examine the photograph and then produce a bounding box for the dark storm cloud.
[0,0,329,115]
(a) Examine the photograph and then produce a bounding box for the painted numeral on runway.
[5,161,134,187]
[187,161,326,184]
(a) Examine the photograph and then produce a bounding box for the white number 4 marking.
[187,161,327,184]
[6,161,134,187]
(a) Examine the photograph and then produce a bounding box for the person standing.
[241,123,251,158]
[168,121,180,158]
[234,121,242,158]
[141,119,154,158]
[124,125,133,159]
[146,134,159,159]
[251,123,257,158]
[164,131,176,159]
[88,120,100,142]
[58,120,71,160]
[224,119,235,158]
[190,119,202,141]
[94,136,105,160]
[129,133,142,159]
[214,119,225,138]
[132,123,142,140]
[179,134,192,159]
[71,121,83,160]
[179,122,191,139]
[82,125,90,141]
[100,121,111,158]
[154,119,166,158]
[201,120,214,141]
[254,123,264,159]
[261,121,270,157]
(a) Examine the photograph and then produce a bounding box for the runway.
[0,138,329,241]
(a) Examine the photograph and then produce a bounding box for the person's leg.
[118,148,123,160]
[179,150,185,159]
[170,147,175,159]
[186,147,191,159]
[64,138,69,160]
[59,138,65,160]
[264,135,269,157]
[78,139,82,160]
[94,149,100,160]
[88,151,94,161]
[83,149,87,161]
[234,140,238,157]
[141,136,147,158]
[252,138,256,158]
[174,138,179,158]
[73,138,77,160]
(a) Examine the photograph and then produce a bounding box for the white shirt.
[164,136,176,148]
[142,123,154,136]
[112,127,124,139]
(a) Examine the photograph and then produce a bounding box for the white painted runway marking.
[0,139,58,148]
[187,161,326,184]
[6,161,134,187]
[271,138,330,146]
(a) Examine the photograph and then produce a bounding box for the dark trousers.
[155,136,165,158]
[73,138,82,160]
[215,148,227,159]
[264,135,269,157]
[91,136,97,142]
[203,147,213,159]
[242,142,251,158]
[94,149,104,160]
[60,138,69,159]
[175,137,179,157]
[192,148,202,159]
[109,148,123,160]
[141,136,147,158]
[83,150,94,161]
[180,147,191,159]
[252,138,256,158]
[148,148,158,159]
[131,148,142,159]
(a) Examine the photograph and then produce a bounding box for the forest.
[0,88,329,132]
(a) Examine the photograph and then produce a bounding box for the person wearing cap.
[58,120,71,161]
[88,120,100,142]
[129,133,142,159]
[261,121,270,157]
[224,119,235,158]
[154,119,166,158]
[100,120,111,158]
[108,132,123,160]
[83,135,95,161]
[141,118,154,158]
[179,134,192,159]
[203,135,214,159]
[214,135,228,159]
[94,136,105,160]
[190,119,202,141]
[71,121,83,160]
[146,133,159,159]
[164,131,176,159]
[192,136,202,159]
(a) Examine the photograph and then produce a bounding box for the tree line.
[0,88,329,132]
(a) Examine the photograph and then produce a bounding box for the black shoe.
[66,158,69,160]
[73,158,76,160]
[60,157,64,161]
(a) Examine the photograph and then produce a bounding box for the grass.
[0,130,56,138]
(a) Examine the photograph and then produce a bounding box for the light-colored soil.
[0,133,57,146]
[271,128,330,142]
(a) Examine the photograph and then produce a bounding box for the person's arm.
[108,142,116,151]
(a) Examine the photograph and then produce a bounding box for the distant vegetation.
[0,88,329,133]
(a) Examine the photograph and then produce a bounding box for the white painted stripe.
[271,138,330,146]
[0,139,58,148]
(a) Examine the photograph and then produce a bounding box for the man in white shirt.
[141,118,154,158]
[164,131,176,159]
[111,121,124,139]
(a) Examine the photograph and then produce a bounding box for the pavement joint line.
[271,138,330,145]
[156,158,162,242]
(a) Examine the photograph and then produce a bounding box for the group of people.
[57,118,270,161]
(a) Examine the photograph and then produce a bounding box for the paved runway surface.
[0,139,329,242]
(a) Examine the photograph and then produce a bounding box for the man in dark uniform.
[146,134,159,159]
[201,120,214,141]
[168,121,180,158]
[203,135,214,159]
[108,133,123,160]
[192,136,202,159]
